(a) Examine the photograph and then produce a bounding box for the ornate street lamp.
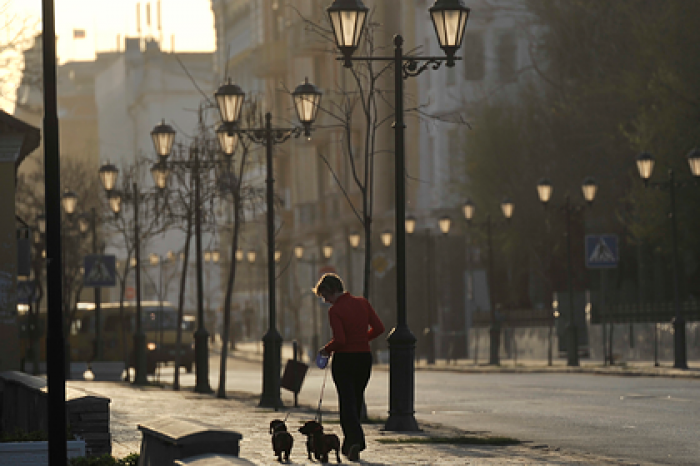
[215,79,245,125]
[322,243,334,260]
[98,161,118,192]
[247,250,257,264]
[380,230,393,248]
[61,190,78,216]
[328,0,469,431]
[348,231,361,249]
[405,215,417,235]
[327,0,369,67]
[438,216,451,235]
[292,78,323,137]
[635,152,655,184]
[500,197,514,220]
[294,244,304,260]
[536,179,553,205]
[77,213,90,235]
[582,177,598,204]
[429,0,471,66]
[151,120,176,158]
[108,192,122,215]
[463,198,475,222]
[216,124,240,158]
[150,161,170,190]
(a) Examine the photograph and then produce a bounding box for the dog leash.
[314,355,332,424]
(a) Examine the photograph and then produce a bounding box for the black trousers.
[331,352,372,451]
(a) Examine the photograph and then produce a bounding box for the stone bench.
[137,417,243,466]
[0,371,111,457]
[174,453,255,465]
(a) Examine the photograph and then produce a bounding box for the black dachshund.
[269,419,293,463]
[298,419,341,463]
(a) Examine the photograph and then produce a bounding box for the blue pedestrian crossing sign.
[84,254,117,287]
[585,235,619,269]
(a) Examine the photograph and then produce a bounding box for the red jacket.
[323,293,385,354]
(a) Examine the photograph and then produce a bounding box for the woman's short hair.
[313,273,345,297]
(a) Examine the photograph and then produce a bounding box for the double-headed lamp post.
[537,177,597,367]
[294,243,334,353]
[635,149,700,369]
[214,77,322,408]
[327,0,470,432]
[150,120,218,394]
[463,197,514,366]
[98,160,165,384]
[405,215,450,364]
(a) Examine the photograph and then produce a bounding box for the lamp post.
[97,161,155,385]
[536,177,598,367]
[78,207,103,360]
[40,1,69,461]
[60,190,78,379]
[204,249,220,343]
[150,121,218,394]
[634,149,700,369]
[294,244,320,355]
[214,77,322,408]
[327,0,469,431]
[463,197,514,366]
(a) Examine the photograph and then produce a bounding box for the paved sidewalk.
[68,380,644,465]
[59,341,700,465]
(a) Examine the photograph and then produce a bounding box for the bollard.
[292,341,298,408]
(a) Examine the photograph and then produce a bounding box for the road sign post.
[585,235,618,364]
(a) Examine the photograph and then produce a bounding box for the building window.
[463,32,485,81]
[498,33,517,84]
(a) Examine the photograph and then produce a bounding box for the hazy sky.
[8,0,216,63]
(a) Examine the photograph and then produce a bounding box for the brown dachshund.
[298,420,341,463]
[269,419,293,463]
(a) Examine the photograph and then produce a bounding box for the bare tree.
[0,4,40,108]
[15,155,104,373]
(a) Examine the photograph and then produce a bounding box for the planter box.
[0,439,85,465]
[89,361,125,381]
